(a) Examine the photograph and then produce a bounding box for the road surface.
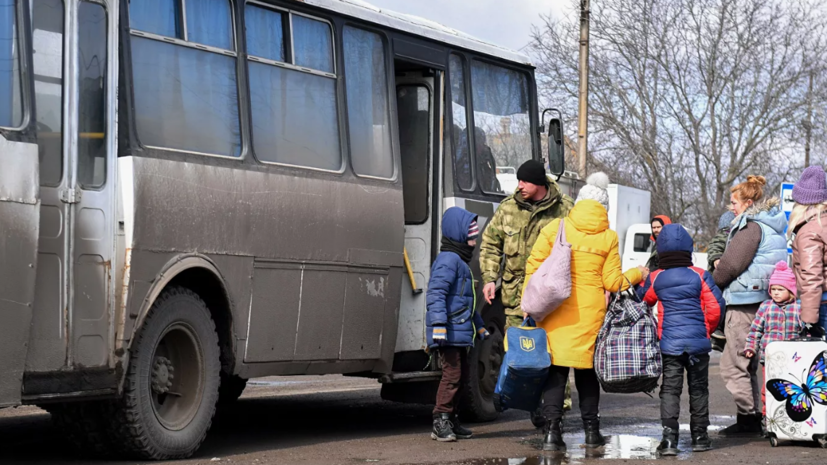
[1,355,825,464]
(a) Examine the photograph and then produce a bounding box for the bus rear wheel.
[106,286,220,460]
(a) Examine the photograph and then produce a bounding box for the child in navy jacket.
[637,224,724,455]
[426,207,488,442]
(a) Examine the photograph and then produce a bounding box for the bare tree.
[531,0,827,243]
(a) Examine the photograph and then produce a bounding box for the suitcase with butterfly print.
[764,339,827,448]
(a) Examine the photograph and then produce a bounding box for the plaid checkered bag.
[594,287,661,394]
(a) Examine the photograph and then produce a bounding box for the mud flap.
[0,138,40,407]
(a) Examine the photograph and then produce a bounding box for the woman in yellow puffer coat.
[522,172,647,452]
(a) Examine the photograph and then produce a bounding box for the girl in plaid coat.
[742,261,802,433]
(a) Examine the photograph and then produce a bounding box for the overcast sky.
[365,0,571,52]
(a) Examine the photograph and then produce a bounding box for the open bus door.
[0,0,38,407]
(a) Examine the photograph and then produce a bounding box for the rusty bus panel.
[0,138,39,407]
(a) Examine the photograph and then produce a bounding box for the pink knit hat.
[768,261,797,296]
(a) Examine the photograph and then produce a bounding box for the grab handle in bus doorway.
[403,248,423,295]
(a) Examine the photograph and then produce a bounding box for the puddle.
[483,418,735,464]
[517,433,667,462]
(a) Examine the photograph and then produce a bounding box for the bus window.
[343,26,392,179]
[448,54,472,191]
[129,0,241,158]
[292,14,333,74]
[0,0,23,128]
[246,5,340,170]
[245,4,284,62]
[471,60,531,195]
[186,0,233,50]
[31,0,64,186]
[129,0,180,38]
[77,1,106,189]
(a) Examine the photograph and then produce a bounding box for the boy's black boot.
[710,329,726,352]
[450,414,473,439]
[431,413,457,442]
[718,413,762,436]
[657,427,679,456]
[691,428,712,452]
[583,419,606,447]
[542,419,566,452]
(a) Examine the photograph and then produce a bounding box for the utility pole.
[577,0,591,179]
[805,70,814,168]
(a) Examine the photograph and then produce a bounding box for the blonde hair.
[787,201,827,238]
[731,175,767,203]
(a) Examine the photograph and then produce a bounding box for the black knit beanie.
[516,160,548,187]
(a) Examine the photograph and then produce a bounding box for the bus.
[0,0,566,459]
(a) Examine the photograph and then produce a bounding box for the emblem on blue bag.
[520,336,535,352]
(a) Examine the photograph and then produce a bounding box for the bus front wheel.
[106,286,220,460]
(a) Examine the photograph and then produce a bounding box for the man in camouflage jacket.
[480,160,574,329]
[707,210,736,273]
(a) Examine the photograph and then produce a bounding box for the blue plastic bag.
[494,318,551,412]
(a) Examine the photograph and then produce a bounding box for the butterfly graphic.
[767,350,827,422]
[793,352,802,363]
[806,417,817,428]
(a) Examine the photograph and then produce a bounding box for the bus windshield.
[471,60,532,194]
[0,0,23,128]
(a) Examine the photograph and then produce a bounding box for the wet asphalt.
[1,354,825,464]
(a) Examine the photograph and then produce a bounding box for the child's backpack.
[594,288,662,393]
[494,318,551,412]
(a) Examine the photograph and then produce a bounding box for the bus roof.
[291,0,533,66]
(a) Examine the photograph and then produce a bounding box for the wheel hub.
[152,356,175,395]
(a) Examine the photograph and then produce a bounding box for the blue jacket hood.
[717,211,736,230]
[751,207,787,235]
[442,207,477,243]
[656,224,694,254]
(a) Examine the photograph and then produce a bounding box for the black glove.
[800,323,826,339]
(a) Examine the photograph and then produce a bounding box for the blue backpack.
[494,318,551,412]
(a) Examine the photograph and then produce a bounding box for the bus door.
[394,68,441,352]
[27,0,115,373]
[0,0,38,407]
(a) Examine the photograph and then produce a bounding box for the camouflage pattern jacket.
[479,178,574,311]
[706,226,732,272]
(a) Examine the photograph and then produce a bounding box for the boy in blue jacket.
[637,224,724,455]
[427,207,489,442]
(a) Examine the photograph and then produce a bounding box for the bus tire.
[106,286,220,460]
[459,323,504,422]
[47,402,114,457]
[218,373,247,406]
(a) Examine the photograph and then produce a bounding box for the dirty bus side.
[0,0,564,459]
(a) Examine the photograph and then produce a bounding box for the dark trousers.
[433,347,469,415]
[660,353,710,430]
[541,364,600,423]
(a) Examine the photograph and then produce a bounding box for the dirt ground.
[1,354,825,465]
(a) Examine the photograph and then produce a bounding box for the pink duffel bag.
[521,219,572,322]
